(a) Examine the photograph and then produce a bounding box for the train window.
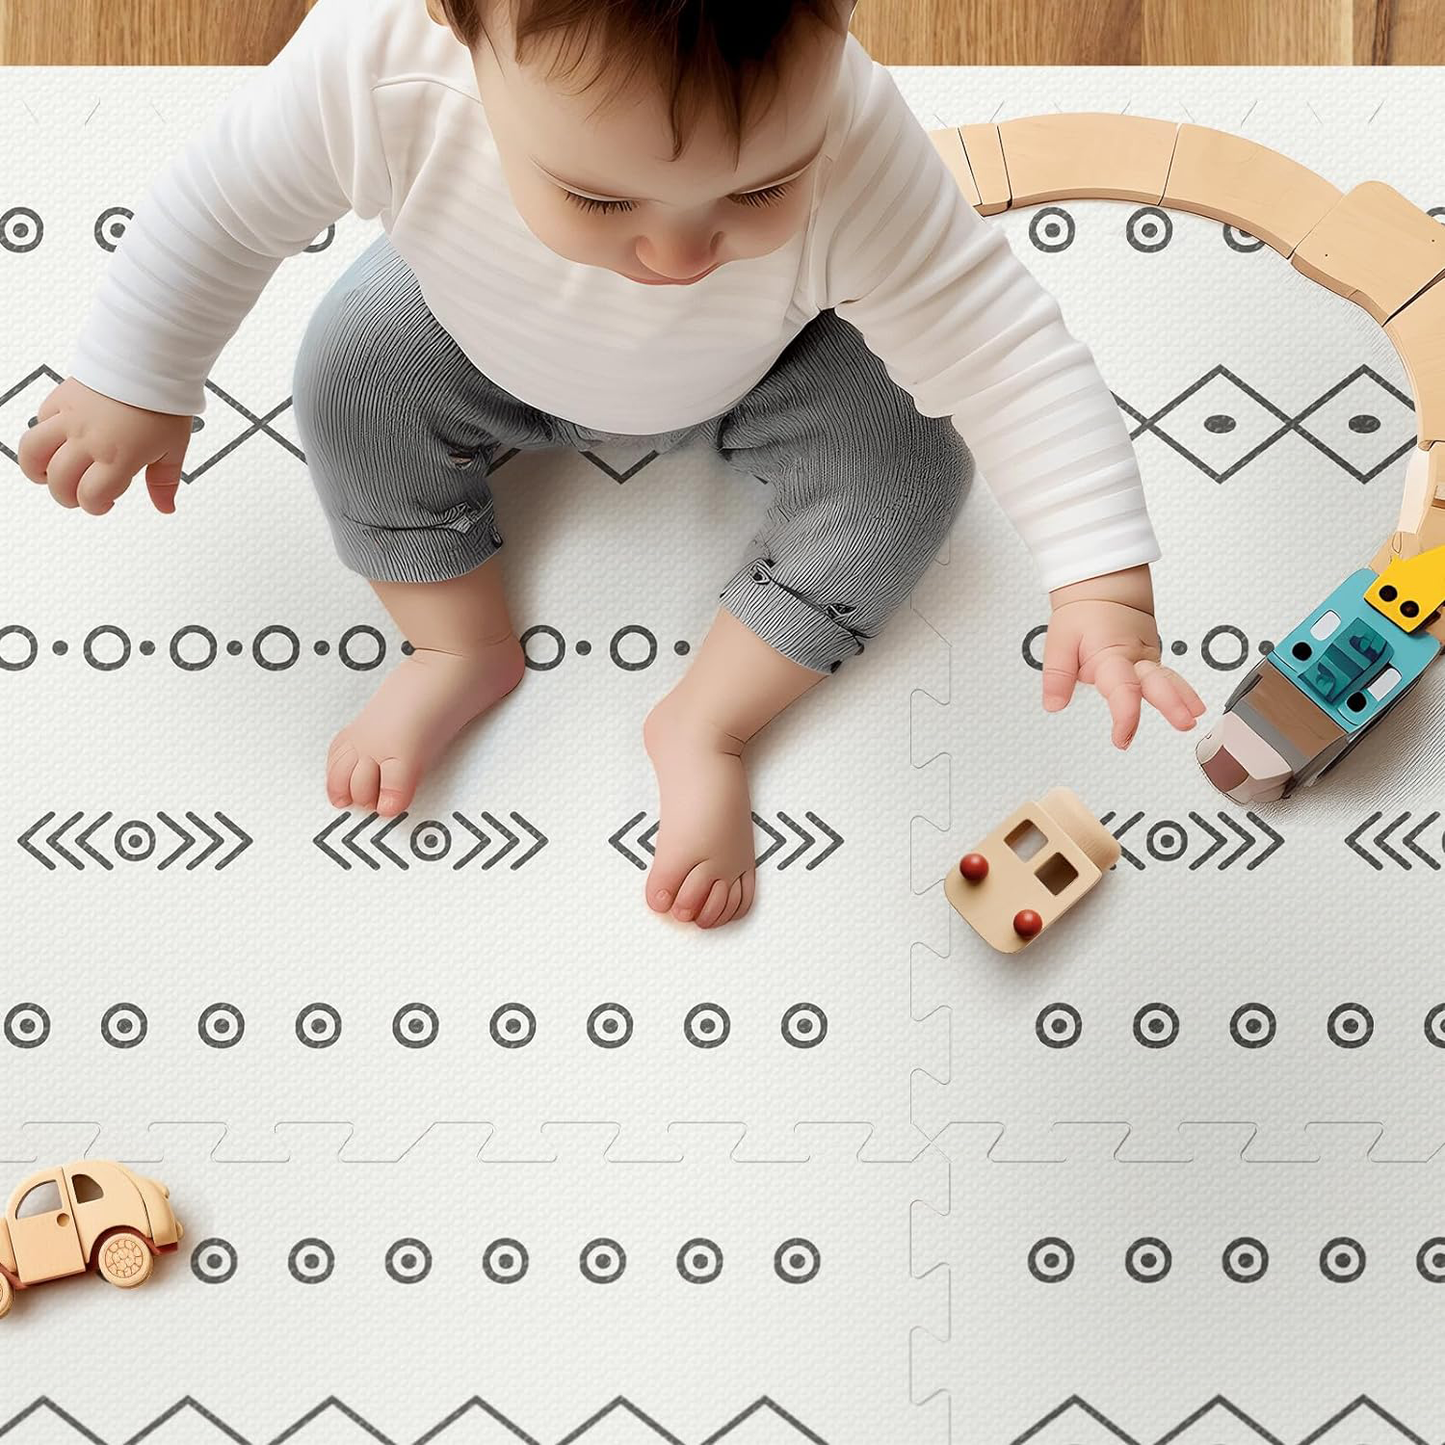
[1367,666,1402,700]
[1035,852,1079,896]
[1309,610,1340,640]
[1006,820,1047,861]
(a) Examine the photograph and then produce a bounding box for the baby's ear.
[424,0,448,26]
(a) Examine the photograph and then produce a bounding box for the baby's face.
[439,2,847,284]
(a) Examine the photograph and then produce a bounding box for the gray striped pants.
[291,233,972,675]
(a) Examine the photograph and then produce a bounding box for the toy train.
[1198,560,1442,802]
[1197,445,1445,802]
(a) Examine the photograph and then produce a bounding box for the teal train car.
[1197,568,1441,803]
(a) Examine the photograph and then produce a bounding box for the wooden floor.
[1,0,1442,65]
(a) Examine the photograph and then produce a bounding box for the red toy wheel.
[1013,909,1043,939]
[958,853,989,882]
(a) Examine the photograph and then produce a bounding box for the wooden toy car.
[944,788,1120,953]
[0,1161,183,1317]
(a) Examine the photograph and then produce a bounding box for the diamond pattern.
[1,364,1417,494]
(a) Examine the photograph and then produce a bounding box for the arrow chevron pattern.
[16,810,251,870]
[1098,809,1284,871]
[0,1395,828,1445]
[609,810,844,871]
[1346,810,1443,870]
[16,809,557,872]
[313,810,547,871]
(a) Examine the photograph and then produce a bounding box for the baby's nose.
[636,231,719,279]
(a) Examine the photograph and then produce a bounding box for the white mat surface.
[2,62,1444,1444]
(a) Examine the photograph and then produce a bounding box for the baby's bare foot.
[641,694,756,929]
[326,637,526,816]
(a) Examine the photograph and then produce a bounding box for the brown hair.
[442,0,851,161]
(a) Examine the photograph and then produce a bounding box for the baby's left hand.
[1041,564,1206,749]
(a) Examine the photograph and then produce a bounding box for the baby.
[18,0,1203,929]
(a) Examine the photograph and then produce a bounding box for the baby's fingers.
[1093,650,1143,748]
[145,456,183,514]
[1160,663,1207,719]
[76,460,136,516]
[17,413,65,486]
[1137,662,1204,731]
[1040,625,1080,713]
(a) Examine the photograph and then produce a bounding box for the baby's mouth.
[623,262,721,285]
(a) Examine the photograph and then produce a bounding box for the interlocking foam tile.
[912,1123,1445,1442]
[1,1126,947,1442]
[5,59,1445,1444]
[0,63,951,1442]
[901,66,1445,1439]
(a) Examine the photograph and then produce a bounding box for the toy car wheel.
[0,1274,12,1318]
[97,1231,153,1289]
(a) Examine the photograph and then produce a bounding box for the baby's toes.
[695,876,734,929]
[349,753,382,811]
[671,862,721,923]
[735,870,756,923]
[645,850,693,915]
[377,756,419,817]
[326,734,360,808]
[703,877,744,930]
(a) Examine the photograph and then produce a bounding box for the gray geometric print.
[0,1395,830,1444]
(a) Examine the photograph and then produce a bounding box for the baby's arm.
[68,0,391,421]
[812,53,1201,744]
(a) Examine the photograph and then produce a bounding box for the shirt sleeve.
[68,0,393,418]
[812,49,1161,593]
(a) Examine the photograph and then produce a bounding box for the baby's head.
[425,0,853,283]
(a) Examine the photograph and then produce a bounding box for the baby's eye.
[729,180,794,208]
[563,191,635,215]
[560,179,796,215]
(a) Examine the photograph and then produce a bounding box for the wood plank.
[1365,0,1445,63]
[6,0,1429,67]
[1142,0,1352,63]
[1,0,308,64]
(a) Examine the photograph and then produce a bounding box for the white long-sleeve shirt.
[68,0,1160,591]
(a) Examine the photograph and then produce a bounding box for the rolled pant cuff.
[325,503,503,585]
[718,559,866,675]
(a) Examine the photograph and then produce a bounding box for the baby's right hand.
[17,376,194,515]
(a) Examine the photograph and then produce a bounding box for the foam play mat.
[4,63,1445,1444]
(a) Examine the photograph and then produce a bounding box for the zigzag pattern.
[1011,1393,1428,1445]
[0,1395,828,1445]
